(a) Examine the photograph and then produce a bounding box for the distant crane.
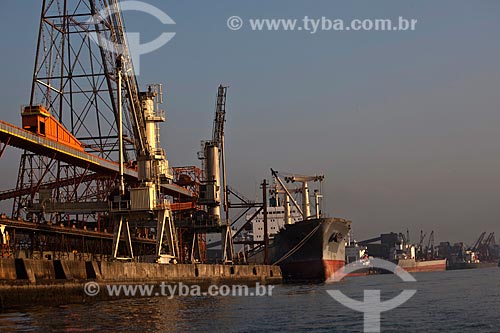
[426,230,435,259]
[417,230,427,258]
[471,232,486,252]
[478,232,495,261]
[483,232,495,248]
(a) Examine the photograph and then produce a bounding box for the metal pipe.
[112,216,123,259]
[262,179,268,265]
[302,181,310,220]
[284,193,292,224]
[117,56,125,195]
[29,0,46,106]
[314,189,322,219]
[221,134,229,224]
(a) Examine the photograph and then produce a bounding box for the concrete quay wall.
[0,258,282,309]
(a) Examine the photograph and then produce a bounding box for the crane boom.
[201,86,228,226]
[418,230,427,250]
[483,232,495,248]
[94,0,147,156]
[284,174,325,183]
[472,232,486,251]
[212,85,227,148]
[427,230,434,250]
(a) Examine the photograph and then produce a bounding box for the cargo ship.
[446,244,500,270]
[353,231,448,273]
[268,217,351,282]
[397,258,447,272]
[245,170,351,282]
[447,261,498,270]
[247,217,351,282]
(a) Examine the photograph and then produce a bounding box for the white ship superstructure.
[249,205,303,242]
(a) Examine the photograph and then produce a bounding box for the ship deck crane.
[417,230,427,258]
[271,169,303,219]
[269,181,305,225]
[271,169,324,221]
[426,230,434,259]
[283,172,324,220]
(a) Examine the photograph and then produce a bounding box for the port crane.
[477,232,495,261]
[471,232,486,252]
[111,59,177,262]
[0,1,241,264]
[199,85,228,225]
[72,1,178,262]
[199,85,234,262]
[0,0,189,263]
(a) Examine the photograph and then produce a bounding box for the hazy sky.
[0,1,499,244]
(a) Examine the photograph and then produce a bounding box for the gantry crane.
[0,0,212,262]
[6,0,179,262]
[109,8,176,262]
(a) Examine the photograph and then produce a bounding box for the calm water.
[1,268,499,332]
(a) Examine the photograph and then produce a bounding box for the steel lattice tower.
[12,0,136,228]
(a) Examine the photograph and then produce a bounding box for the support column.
[156,208,178,263]
[262,179,268,265]
[111,215,134,260]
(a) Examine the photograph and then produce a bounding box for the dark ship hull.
[250,218,351,282]
[447,261,498,270]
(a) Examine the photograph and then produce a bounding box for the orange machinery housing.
[21,105,84,151]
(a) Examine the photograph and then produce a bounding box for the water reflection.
[1,270,500,332]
